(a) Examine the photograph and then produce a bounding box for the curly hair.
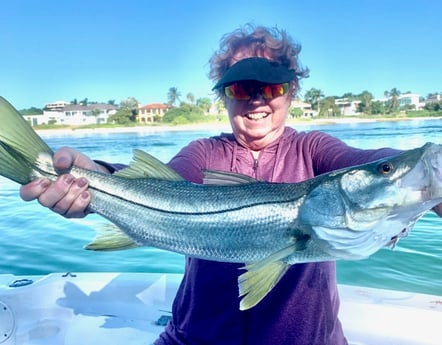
[209,24,309,96]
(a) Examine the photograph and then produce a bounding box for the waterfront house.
[137,103,169,123]
[24,103,117,126]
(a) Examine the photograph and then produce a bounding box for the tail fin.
[0,97,53,184]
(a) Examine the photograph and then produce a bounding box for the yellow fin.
[238,243,299,310]
[0,145,34,184]
[0,97,54,184]
[238,260,289,311]
[85,223,140,251]
[114,149,183,180]
[0,97,53,162]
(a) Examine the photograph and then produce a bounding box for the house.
[44,100,70,111]
[425,93,441,103]
[137,103,169,123]
[23,113,55,127]
[398,93,423,110]
[374,93,423,110]
[290,99,316,118]
[61,104,117,125]
[335,98,362,116]
[25,103,117,126]
[53,103,117,125]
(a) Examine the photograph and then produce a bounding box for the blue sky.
[1,0,440,109]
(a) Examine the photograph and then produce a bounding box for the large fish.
[0,96,441,310]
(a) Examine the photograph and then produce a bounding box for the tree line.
[19,87,442,125]
[302,88,442,117]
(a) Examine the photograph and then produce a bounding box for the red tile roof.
[139,103,168,110]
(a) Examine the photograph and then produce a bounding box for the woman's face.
[224,51,293,151]
[225,82,292,151]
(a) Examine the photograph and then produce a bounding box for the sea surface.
[0,119,441,296]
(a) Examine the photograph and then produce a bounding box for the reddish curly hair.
[209,24,309,97]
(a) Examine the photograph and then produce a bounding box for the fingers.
[19,175,91,218]
[20,178,51,201]
[53,147,81,171]
[54,146,110,173]
[40,175,91,218]
[18,146,108,219]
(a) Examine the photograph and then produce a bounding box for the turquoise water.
[0,119,441,296]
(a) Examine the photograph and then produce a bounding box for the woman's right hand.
[19,147,110,218]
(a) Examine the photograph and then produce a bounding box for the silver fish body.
[0,96,441,309]
[86,172,319,262]
[79,142,442,266]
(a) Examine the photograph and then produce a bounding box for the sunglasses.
[224,82,289,100]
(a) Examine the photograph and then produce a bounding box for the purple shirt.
[152,127,398,345]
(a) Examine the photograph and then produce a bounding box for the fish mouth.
[244,112,270,120]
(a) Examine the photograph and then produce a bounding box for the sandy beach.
[35,122,232,136]
[35,116,441,136]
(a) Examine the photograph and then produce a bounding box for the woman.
[20,24,442,344]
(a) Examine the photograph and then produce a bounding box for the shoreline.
[35,116,442,136]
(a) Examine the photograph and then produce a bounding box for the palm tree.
[360,90,373,114]
[389,88,401,113]
[186,92,195,104]
[304,88,324,113]
[196,97,212,113]
[167,87,181,106]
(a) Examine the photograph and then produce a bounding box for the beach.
[35,116,442,136]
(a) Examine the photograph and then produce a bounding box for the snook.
[0,96,441,310]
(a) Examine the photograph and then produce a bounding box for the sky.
[1,0,440,109]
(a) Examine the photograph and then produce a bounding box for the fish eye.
[378,162,394,175]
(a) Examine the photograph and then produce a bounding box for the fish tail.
[0,97,54,184]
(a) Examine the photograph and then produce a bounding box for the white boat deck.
[0,272,441,345]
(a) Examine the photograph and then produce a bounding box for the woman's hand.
[19,147,109,218]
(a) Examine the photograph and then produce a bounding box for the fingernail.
[39,178,51,189]
[63,175,74,184]
[76,177,88,188]
[55,156,70,169]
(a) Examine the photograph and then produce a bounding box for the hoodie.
[155,127,398,345]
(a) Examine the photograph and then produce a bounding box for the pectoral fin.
[238,260,289,311]
[238,243,298,310]
[85,223,140,251]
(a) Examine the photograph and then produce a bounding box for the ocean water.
[0,119,441,296]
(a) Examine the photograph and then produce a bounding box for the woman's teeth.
[245,112,269,120]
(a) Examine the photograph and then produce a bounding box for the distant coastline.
[35,116,442,136]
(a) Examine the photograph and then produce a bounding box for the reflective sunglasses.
[224,82,289,100]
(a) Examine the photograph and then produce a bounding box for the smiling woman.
[6,23,442,345]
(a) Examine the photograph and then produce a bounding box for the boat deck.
[0,272,441,345]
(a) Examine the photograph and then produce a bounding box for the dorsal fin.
[114,149,183,181]
[203,170,258,185]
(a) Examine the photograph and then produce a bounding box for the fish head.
[342,142,442,221]
[299,142,442,260]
